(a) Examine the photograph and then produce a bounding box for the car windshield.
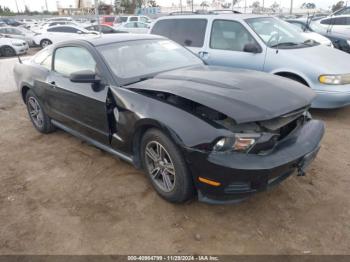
[98,39,203,85]
[246,17,315,48]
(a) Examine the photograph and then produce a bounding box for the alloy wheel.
[145,141,176,192]
[28,97,44,129]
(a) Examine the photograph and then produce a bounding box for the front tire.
[1,46,16,57]
[25,90,55,134]
[40,39,52,48]
[141,129,194,203]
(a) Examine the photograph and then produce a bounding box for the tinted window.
[102,26,114,33]
[104,17,115,22]
[321,17,348,25]
[54,47,96,76]
[211,20,259,52]
[130,17,138,21]
[48,26,78,33]
[151,19,207,47]
[117,16,128,23]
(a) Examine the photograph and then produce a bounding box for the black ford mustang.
[14,34,325,204]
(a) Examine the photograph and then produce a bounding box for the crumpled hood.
[128,66,315,124]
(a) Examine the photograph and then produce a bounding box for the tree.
[332,1,344,12]
[251,1,260,8]
[148,0,158,7]
[270,1,280,9]
[301,2,316,9]
[24,5,30,14]
[200,1,209,8]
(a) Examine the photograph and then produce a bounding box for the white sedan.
[0,35,28,57]
[33,25,98,48]
[116,22,150,34]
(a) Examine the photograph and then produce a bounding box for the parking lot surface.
[0,71,350,254]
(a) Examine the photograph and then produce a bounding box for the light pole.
[290,0,294,14]
[94,0,101,33]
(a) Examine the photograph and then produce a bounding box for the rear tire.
[25,90,55,134]
[40,39,52,48]
[141,129,194,203]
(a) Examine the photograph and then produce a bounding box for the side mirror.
[70,70,100,84]
[243,43,262,54]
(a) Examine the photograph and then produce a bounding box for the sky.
[0,0,345,13]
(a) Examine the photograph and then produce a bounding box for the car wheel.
[141,129,194,203]
[40,39,52,48]
[1,46,16,57]
[25,90,55,134]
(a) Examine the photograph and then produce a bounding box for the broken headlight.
[213,133,261,153]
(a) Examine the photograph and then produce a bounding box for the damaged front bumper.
[186,120,325,204]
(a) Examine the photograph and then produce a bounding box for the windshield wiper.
[270,42,300,48]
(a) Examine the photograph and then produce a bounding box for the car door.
[201,19,266,71]
[44,45,110,145]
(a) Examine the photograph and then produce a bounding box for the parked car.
[18,18,39,29]
[13,34,324,204]
[332,6,350,16]
[46,17,73,22]
[286,18,350,53]
[31,21,80,33]
[151,14,350,109]
[0,18,22,27]
[115,15,152,25]
[85,24,127,34]
[100,16,116,26]
[0,34,28,56]
[0,26,36,46]
[317,15,350,31]
[286,22,333,47]
[33,25,98,48]
[116,22,150,34]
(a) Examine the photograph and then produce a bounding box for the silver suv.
[150,14,350,109]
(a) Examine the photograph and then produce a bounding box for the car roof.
[158,13,271,21]
[78,33,165,46]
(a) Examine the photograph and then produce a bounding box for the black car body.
[286,18,350,53]
[14,34,325,204]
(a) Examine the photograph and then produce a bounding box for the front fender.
[109,86,232,155]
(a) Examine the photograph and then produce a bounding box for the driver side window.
[54,46,96,77]
[210,20,259,52]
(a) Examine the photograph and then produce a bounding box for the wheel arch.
[273,71,310,87]
[20,85,31,103]
[132,119,184,169]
